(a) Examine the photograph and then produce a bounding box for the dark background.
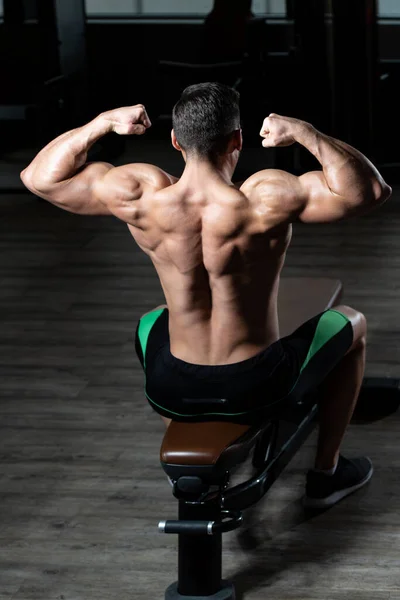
[1,0,400,185]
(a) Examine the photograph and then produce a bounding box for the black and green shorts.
[134,308,353,424]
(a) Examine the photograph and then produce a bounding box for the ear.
[171,129,182,152]
[237,128,243,152]
[227,129,243,154]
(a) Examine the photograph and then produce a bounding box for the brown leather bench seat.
[160,278,342,479]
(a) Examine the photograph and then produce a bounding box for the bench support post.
[164,500,235,600]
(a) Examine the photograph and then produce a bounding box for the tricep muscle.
[23,161,114,216]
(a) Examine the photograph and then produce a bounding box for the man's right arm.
[258,114,392,223]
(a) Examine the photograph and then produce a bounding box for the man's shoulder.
[117,163,179,190]
[95,163,179,222]
[239,168,298,197]
[238,168,303,227]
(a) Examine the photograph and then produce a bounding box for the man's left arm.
[20,104,151,215]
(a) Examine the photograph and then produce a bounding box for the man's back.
[20,97,390,369]
[125,171,291,365]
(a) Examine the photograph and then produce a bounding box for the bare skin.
[21,105,391,468]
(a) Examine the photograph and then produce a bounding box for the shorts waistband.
[160,341,284,376]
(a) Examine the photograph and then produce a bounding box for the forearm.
[293,123,391,203]
[21,115,112,191]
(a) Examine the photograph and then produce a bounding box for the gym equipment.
[157,277,400,599]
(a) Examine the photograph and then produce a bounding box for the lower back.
[166,278,281,365]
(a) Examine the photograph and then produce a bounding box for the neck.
[180,155,237,187]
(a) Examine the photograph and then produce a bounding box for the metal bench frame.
[159,390,319,600]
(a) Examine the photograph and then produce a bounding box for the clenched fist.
[260,113,304,148]
[102,104,152,136]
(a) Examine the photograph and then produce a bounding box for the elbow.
[20,168,28,185]
[377,182,392,204]
[20,168,50,196]
[381,182,393,203]
[20,168,35,191]
[371,179,392,205]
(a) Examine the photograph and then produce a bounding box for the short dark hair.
[172,82,240,161]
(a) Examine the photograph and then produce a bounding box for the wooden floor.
[1,144,400,599]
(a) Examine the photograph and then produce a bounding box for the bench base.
[165,581,235,600]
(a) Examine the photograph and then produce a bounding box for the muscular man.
[21,83,391,509]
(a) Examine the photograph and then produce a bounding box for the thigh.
[281,308,354,399]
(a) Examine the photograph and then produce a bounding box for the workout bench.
[158,278,342,600]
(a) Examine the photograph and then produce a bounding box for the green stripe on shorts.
[300,309,350,374]
[137,308,165,368]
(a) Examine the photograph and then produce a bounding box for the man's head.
[172,82,241,163]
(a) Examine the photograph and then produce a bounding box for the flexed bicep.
[256,113,391,223]
[20,105,153,216]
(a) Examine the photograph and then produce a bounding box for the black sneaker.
[303,455,373,509]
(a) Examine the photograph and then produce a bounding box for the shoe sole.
[303,459,374,509]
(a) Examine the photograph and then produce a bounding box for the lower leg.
[315,335,366,470]
[313,305,367,471]
[315,338,365,470]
